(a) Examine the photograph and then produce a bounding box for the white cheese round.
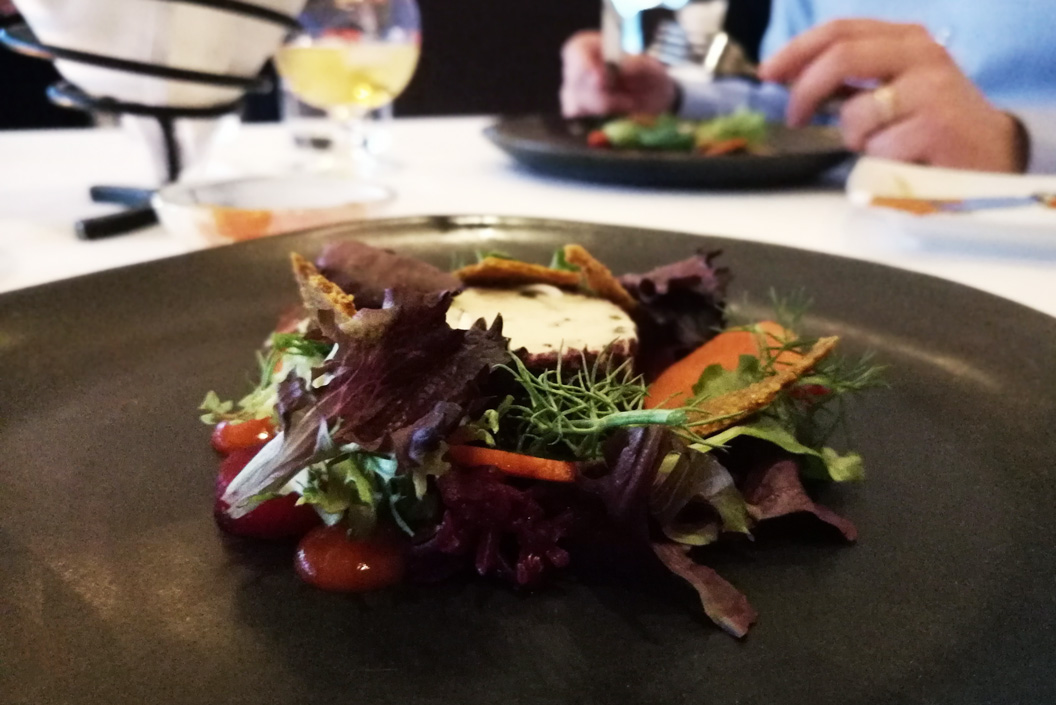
[446,285,637,358]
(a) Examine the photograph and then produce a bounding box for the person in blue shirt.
[561,1,1056,173]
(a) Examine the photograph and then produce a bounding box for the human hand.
[758,20,1025,172]
[560,30,677,118]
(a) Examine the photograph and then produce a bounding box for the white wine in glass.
[275,0,420,173]
[277,41,419,113]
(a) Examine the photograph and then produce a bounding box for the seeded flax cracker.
[290,253,358,334]
[693,336,840,436]
[453,257,582,288]
[562,244,639,312]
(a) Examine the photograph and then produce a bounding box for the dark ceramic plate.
[485,115,851,188]
[3,216,1055,705]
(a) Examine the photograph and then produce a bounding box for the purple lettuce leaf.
[389,400,464,469]
[619,251,730,380]
[315,240,462,309]
[650,442,752,545]
[740,459,858,541]
[576,426,668,527]
[321,291,507,450]
[222,290,508,514]
[222,404,332,516]
[652,541,758,638]
[275,373,315,428]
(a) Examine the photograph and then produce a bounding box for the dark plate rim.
[3,214,1050,327]
[483,115,852,164]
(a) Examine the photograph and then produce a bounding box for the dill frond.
[497,351,686,459]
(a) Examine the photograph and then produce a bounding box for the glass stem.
[329,106,373,175]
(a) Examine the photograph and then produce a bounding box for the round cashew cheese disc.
[446,285,637,364]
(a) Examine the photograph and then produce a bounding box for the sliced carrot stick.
[702,137,750,156]
[645,321,799,410]
[447,445,576,483]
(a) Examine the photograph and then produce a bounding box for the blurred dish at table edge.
[845,157,1056,247]
[485,114,849,188]
[867,193,1056,216]
[152,174,393,246]
[848,157,1056,206]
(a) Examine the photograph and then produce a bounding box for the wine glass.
[275,0,420,175]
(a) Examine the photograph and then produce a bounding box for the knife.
[73,185,159,240]
[870,193,1056,215]
[601,0,626,69]
[601,0,646,92]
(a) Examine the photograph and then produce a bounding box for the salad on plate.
[200,239,883,637]
[586,109,770,156]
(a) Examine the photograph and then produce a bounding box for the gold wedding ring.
[872,85,898,126]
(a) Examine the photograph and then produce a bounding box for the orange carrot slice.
[645,321,799,410]
[702,137,750,156]
[447,446,576,483]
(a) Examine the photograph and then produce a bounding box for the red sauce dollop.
[211,418,275,455]
[295,525,406,592]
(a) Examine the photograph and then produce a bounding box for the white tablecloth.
[1,116,1054,318]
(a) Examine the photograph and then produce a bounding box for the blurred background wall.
[0,0,770,129]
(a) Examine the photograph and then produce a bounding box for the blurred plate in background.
[485,114,850,188]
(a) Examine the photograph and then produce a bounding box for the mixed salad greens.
[201,240,883,637]
[588,109,769,155]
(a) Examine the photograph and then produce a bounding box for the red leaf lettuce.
[619,251,730,379]
[315,240,462,309]
[222,290,508,515]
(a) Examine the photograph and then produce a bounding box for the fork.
[649,20,860,120]
[649,20,759,82]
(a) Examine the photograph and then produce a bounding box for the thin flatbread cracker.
[454,257,581,288]
[563,244,638,312]
[290,253,357,336]
[693,336,839,437]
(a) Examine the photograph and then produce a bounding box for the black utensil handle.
[89,186,156,208]
[76,207,158,241]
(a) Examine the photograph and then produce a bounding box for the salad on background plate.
[484,114,850,188]
[586,109,770,156]
[200,239,883,637]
